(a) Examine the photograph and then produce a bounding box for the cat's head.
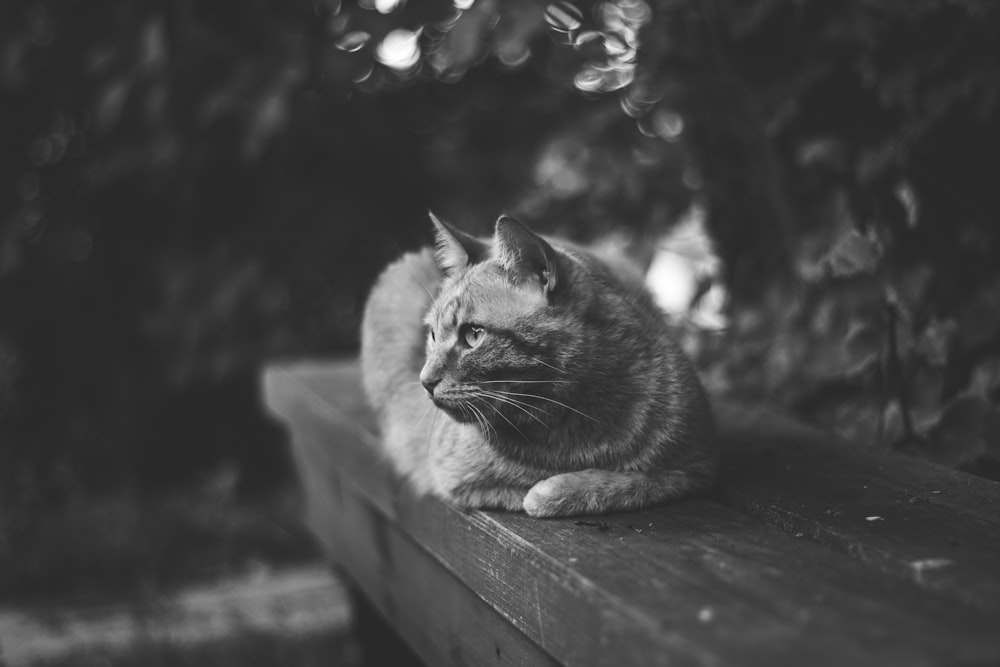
[419,213,576,427]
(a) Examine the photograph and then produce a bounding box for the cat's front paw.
[523,476,573,518]
[447,484,526,512]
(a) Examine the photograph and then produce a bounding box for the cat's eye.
[460,324,485,349]
[428,328,436,342]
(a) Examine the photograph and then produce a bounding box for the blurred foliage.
[662,0,1000,476]
[0,474,318,601]
[1,0,999,511]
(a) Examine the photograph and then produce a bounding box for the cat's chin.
[432,399,476,424]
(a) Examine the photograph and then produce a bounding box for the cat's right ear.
[429,211,488,275]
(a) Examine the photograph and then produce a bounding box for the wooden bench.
[263,359,1000,666]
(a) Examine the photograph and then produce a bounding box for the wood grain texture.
[715,404,1000,612]
[263,360,1000,667]
[275,368,558,667]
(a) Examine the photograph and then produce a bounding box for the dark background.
[2,0,999,658]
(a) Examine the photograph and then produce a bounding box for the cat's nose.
[421,377,440,396]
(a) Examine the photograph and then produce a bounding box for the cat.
[360,213,717,517]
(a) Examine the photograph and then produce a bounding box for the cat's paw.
[448,484,526,512]
[523,476,573,518]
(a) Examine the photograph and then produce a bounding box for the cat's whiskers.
[413,403,434,432]
[528,356,569,376]
[412,276,434,301]
[488,388,601,424]
[467,403,486,439]
[477,395,532,444]
[477,389,552,431]
[476,380,572,385]
[479,389,549,415]
[425,407,440,456]
[468,400,497,443]
[401,381,427,395]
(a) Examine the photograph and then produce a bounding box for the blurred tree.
[643,0,1000,473]
[2,0,999,508]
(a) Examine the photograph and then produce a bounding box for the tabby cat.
[360,213,717,517]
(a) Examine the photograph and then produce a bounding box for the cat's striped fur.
[360,214,717,517]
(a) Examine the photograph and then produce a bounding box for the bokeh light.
[335,31,371,53]
[375,28,421,71]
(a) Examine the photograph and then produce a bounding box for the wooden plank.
[264,361,1000,666]
[268,361,1000,611]
[715,404,1000,612]
[268,361,1000,609]
[717,405,1000,524]
[281,399,559,667]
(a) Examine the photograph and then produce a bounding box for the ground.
[0,481,362,667]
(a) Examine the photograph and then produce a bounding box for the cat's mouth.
[430,392,477,423]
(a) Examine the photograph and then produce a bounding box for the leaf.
[914,319,957,367]
[893,180,920,228]
[95,77,132,133]
[969,357,1000,396]
[821,229,882,278]
[844,320,881,375]
[889,264,932,313]
[544,2,583,33]
[881,401,905,445]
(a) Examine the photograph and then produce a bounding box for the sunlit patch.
[617,0,651,22]
[894,180,919,227]
[602,32,631,59]
[435,8,464,30]
[553,0,649,95]
[575,65,633,93]
[374,0,405,14]
[334,31,371,53]
[573,30,602,48]
[649,108,683,142]
[573,66,605,93]
[545,2,584,33]
[535,144,588,197]
[603,67,634,92]
[376,28,421,71]
[645,205,727,330]
[682,166,703,191]
[353,65,374,83]
[497,43,531,69]
[453,0,475,9]
[620,82,662,118]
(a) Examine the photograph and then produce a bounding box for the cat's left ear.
[429,211,488,275]
[494,215,559,294]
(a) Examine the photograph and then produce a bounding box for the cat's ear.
[493,215,559,294]
[429,211,488,275]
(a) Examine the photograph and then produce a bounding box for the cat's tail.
[360,248,441,417]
